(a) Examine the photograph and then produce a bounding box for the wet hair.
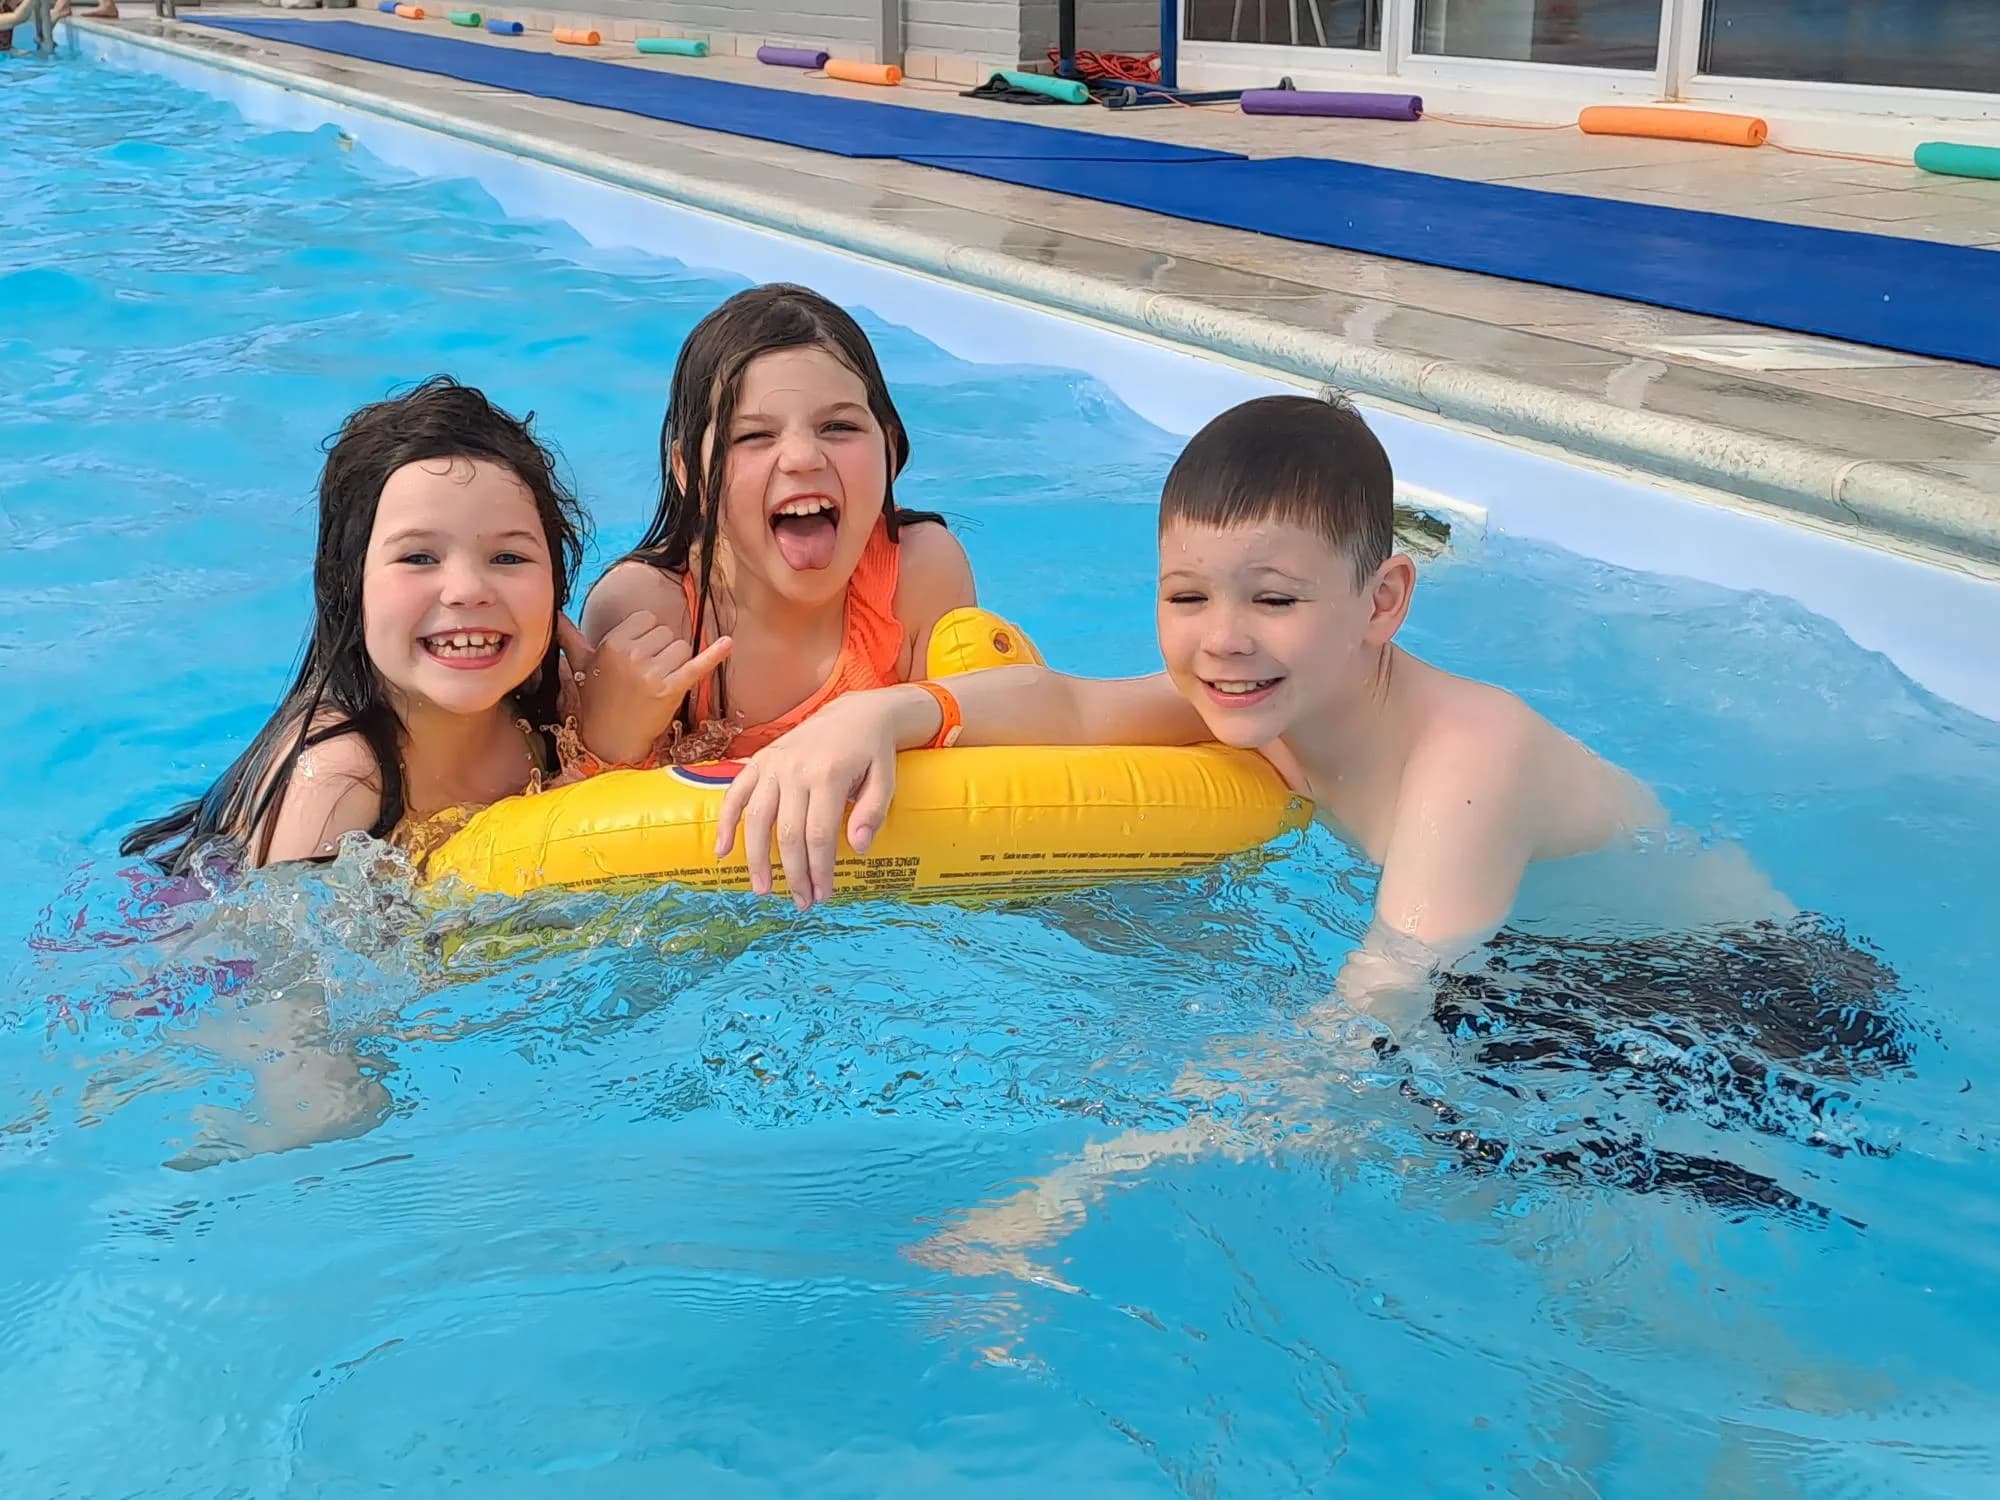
[122,376,588,876]
[1159,392,1394,585]
[625,283,943,726]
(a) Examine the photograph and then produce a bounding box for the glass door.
[1696,1,2000,95]
[1181,0,1390,65]
[1400,0,1673,87]
[1411,0,1666,68]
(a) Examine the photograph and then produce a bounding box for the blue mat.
[185,17,1237,163]
[188,16,2000,367]
[912,154,2000,369]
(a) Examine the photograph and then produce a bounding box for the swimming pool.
[5,37,2000,1497]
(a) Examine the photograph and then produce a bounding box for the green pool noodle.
[1914,142,2000,182]
[998,69,1089,105]
[447,9,480,24]
[636,37,709,57]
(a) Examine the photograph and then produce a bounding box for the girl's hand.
[558,612,731,766]
[714,687,937,911]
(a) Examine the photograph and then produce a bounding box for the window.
[1701,1,2000,93]
[1184,0,1383,50]
[1413,0,1663,70]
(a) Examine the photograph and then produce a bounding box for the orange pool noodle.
[1578,106,1767,148]
[552,26,600,45]
[824,58,903,87]
[393,3,424,16]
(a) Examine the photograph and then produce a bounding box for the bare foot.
[908,1182,1087,1291]
[907,1119,1249,1289]
[908,1232,1080,1294]
[164,1074,392,1171]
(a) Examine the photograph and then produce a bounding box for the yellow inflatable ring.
[425,607,1311,899]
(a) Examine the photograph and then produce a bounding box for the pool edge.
[73,18,2000,575]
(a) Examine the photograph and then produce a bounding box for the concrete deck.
[78,8,2000,567]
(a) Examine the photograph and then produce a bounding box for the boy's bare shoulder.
[1412,673,1543,770]
[1412,672,1661,854]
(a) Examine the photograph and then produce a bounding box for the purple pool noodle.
[1241,89,1422,121]
[757,44,830,69]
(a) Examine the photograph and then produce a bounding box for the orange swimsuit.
[679,518,906,758]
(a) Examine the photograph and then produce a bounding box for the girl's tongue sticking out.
[771,496,840,571]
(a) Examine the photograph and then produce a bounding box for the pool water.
[6,52,2000,1498]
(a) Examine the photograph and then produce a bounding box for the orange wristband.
[910,680,962,749]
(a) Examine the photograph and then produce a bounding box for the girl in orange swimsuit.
[571,283,976,769]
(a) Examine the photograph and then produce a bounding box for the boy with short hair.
[716,392,1694,1000]
[715,392,1860,1281]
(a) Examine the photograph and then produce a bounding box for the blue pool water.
[6,51,2000,1497]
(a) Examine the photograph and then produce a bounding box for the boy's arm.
[1329,732,1536,1038]
[951,665,1208,749]
[1370,718,1536,955]
[803,665,1204,755]
[715,667,1206,909]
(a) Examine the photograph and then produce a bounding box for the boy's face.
[1155,516,1410,749]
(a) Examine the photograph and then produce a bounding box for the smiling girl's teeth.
[1211,679,1276,694]
[426,631,505,658]
[774,499,832,518]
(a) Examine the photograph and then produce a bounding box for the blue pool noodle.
[486,17,523,33]
[376,1,398,10]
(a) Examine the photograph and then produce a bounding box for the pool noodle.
[485,18,522,34]
[552,26,598,46]
[825,58,902,87]
[446,9,479,25]
[757,44,829,69]
[1579,105,1767,148]
[376,2,397,12]
[1241,89,1421,121]
[997,69,1088,105]
[635,37,708,57]
[1915,142,2000,181]
[392,3,423,17]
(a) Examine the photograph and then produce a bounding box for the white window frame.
[1171,0,2000,120]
